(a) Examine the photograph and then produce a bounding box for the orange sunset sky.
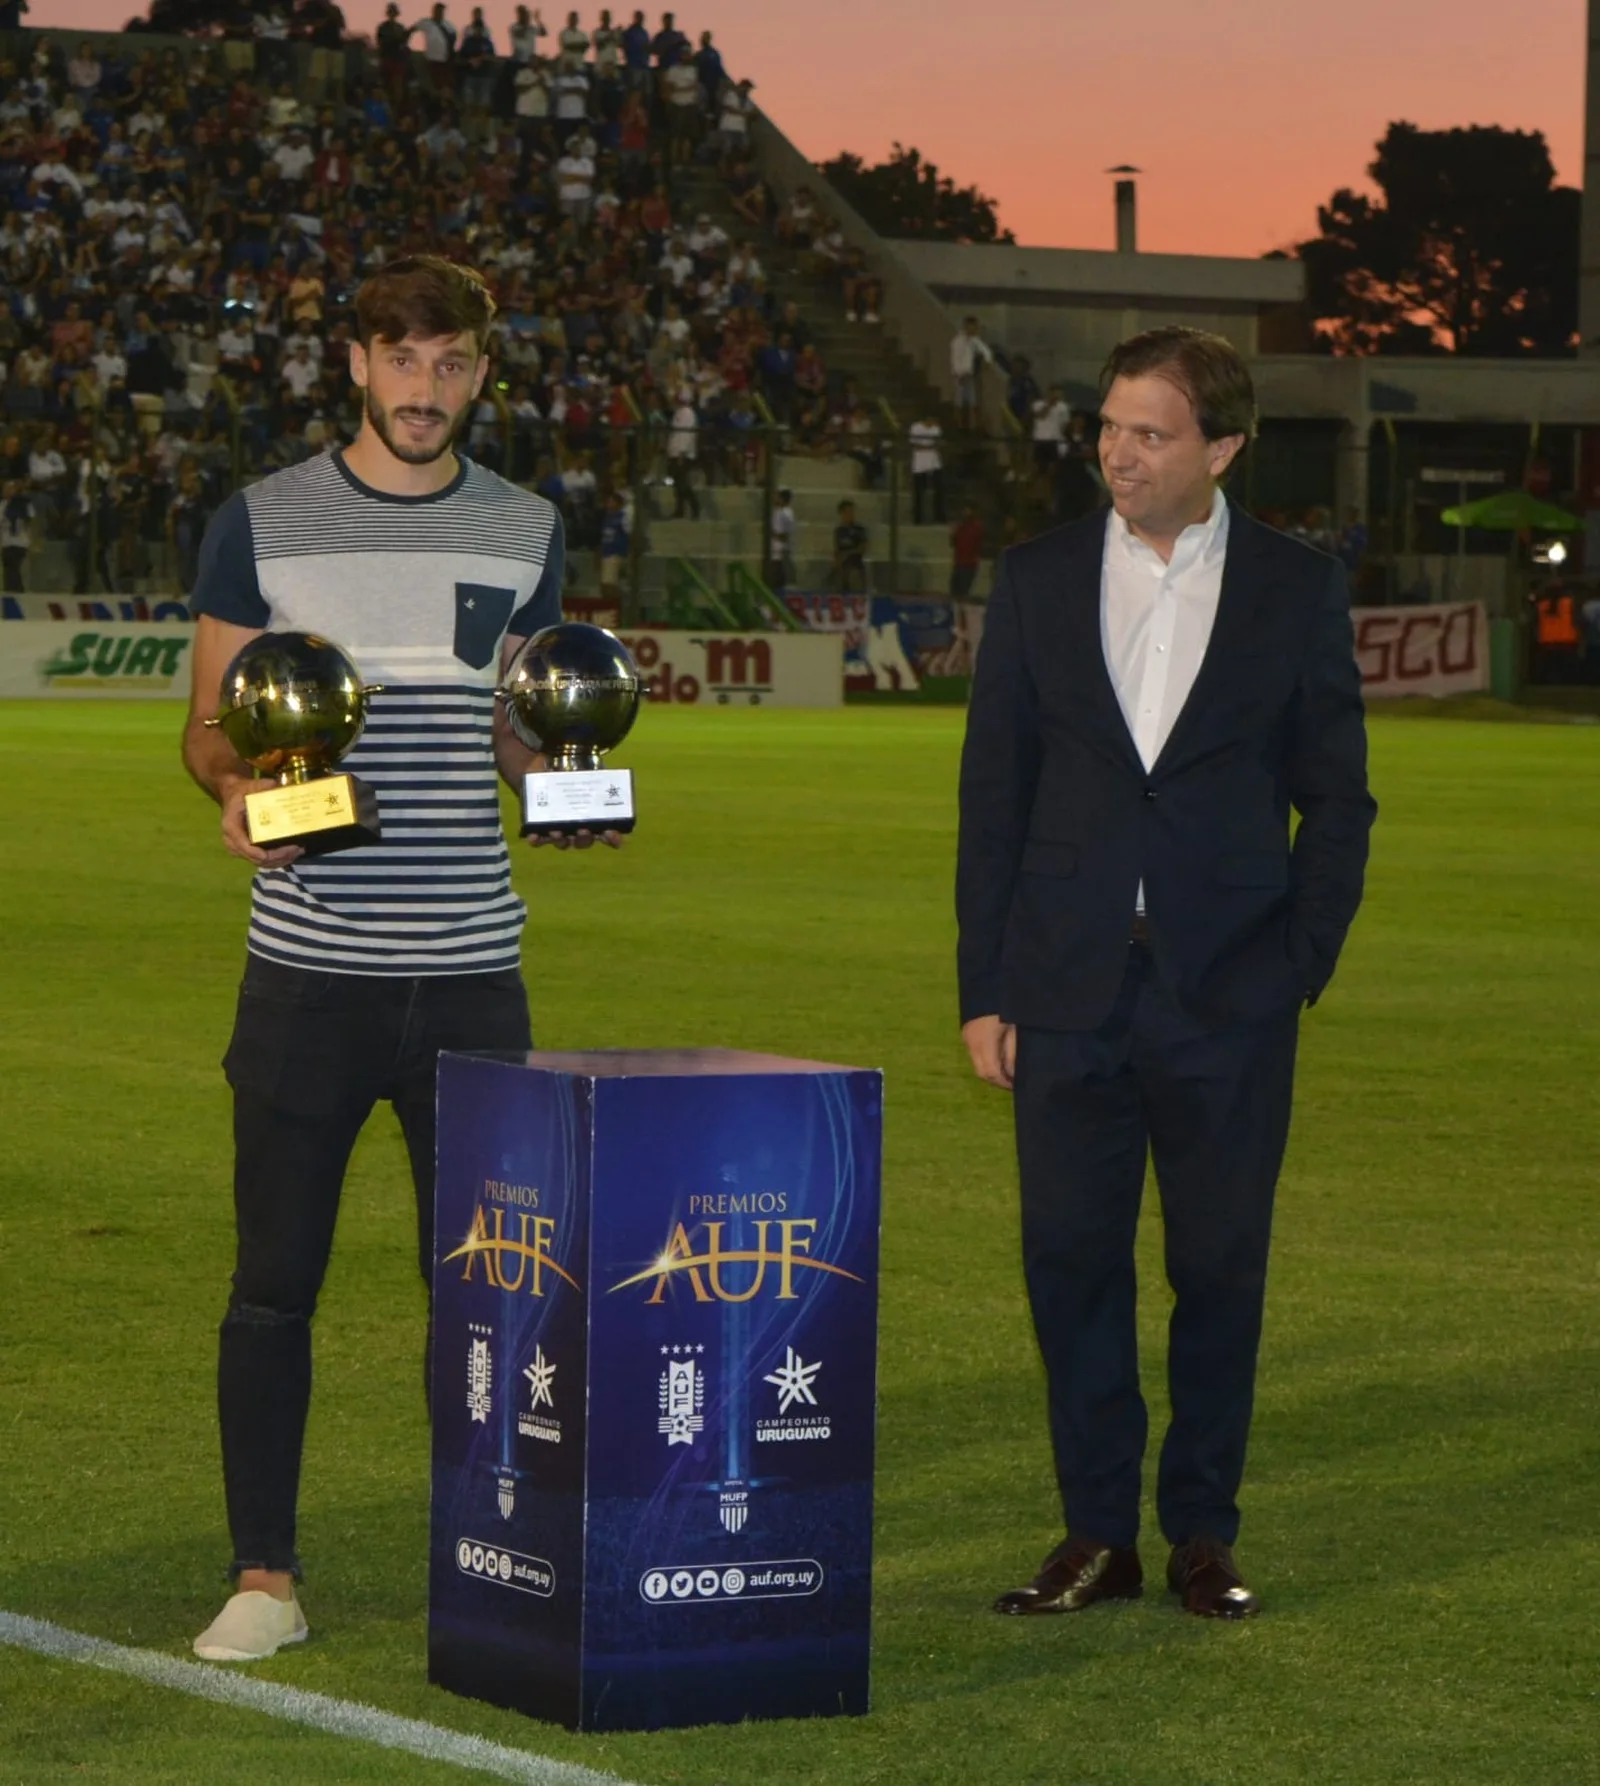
[30,0,1590,258]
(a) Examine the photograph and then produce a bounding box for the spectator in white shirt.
[410,3,457,90]
[508,4,547,62]
[949,316,995,431]
[909,411,944,523]
[767,486,796,590]
[661,45,700,165]
[280,343,320,402]
[32,158,84,198]
[216,320,258,380]
[777,185,818,248]
[1031,384,1072,487]
[716,79,754,161]
[685,213,728,266]
[593,10,621,74]
[553,57,590,142]
[67,43,103,97]
[659,236,693,289]
[727,241,763,292]
[514,59,553,145]
[558,9,589,58]
[555,147,596,223]
[91,344,128,392]
[272,130,314,183]
[667,400,700,517]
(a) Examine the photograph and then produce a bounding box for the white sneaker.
[193,1590,308,1661]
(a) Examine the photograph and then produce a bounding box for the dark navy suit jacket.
[956,503,1377,1031]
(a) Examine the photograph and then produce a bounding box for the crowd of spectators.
[0,10,912,595]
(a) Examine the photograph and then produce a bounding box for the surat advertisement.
[0,622,195,698]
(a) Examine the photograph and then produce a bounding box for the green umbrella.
[1439,489,1582,531]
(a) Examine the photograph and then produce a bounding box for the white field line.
[0,1610,644,1786]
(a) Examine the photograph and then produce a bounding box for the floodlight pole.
[1582,0,1600,354]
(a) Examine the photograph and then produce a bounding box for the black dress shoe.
[993,1536,1142,1615]
[1166,1538,1260,1619]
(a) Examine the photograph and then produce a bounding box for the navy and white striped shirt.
[191,449,563,976]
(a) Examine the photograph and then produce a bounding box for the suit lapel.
[1151,503,1265,774]
[1065,515,1144,774]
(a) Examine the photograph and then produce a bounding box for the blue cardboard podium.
[427,1048,882,1732]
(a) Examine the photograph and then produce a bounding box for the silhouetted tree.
[1297,122,1577,356]
[820,143,1014,245]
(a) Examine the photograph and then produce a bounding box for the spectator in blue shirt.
[695,30,725,108]
[651,10,689,70]
[599,488,629,591]
[622,9,651,82]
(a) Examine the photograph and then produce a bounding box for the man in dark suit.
[956,327,1375,1620]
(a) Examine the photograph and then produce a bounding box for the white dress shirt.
[1100,486,1230,911]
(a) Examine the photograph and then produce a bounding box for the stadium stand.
[0,11,1032,610]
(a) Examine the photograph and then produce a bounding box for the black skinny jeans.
[217,954,532,1579]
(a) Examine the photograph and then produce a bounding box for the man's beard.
[364,389,470,465]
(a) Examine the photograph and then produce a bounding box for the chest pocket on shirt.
[454,583,517,669]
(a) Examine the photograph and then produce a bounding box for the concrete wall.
[746,113,1010,437]
[888,241,1305,307]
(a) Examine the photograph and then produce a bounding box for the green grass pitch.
[1,700,1597,1785]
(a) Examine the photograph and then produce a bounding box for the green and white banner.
[0,623,195,699]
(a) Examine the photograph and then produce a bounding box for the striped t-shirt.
[191,449,563,976]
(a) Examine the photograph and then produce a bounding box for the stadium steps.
[671,169,956,433]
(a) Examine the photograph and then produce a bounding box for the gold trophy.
[207,632,384,854]
[496,623,642,836]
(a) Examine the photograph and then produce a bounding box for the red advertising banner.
[1352,601,1487,698]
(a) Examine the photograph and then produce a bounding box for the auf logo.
[443,1207,582,1295]
[608,1220,862,1304]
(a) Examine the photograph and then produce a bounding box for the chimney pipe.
[1106,165,1141,254]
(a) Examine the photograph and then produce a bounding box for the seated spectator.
[793,340,826,406]
[777,184,818,248]
[723,155,771,227]
[840,245,881,324]
[280,340,320,403]
[685,211,729,271]
[840,402,882,490]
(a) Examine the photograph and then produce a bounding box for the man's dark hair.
[1099,325,1256,443]
[355,254,496,356]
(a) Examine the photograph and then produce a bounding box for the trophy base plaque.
[520,767,636,837]
[245,772,382,855]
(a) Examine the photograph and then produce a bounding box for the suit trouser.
[217,954,532,1579]
[1013,943,1299,1549]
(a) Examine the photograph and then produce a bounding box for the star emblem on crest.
[763,1345,821,1414]
[523,1345,556,1411]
